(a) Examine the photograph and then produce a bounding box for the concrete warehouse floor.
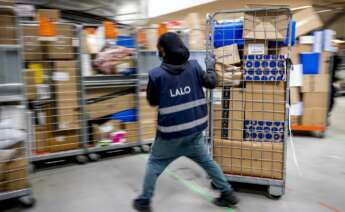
[2,97,345,212]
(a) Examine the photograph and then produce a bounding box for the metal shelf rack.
[0,6,35,207]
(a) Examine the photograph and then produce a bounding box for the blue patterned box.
[243,55,286,81]
[244,120,285,142]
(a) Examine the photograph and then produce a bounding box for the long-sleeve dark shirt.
[146,60,216,106]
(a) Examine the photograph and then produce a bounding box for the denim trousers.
[139,132,232,200]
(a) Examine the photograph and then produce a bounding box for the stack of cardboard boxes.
[213,10,289,180]
[23,9,81,153]
[289,36,333,126]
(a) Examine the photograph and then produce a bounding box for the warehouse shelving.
[0,5,35,207]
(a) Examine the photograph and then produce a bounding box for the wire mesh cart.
[20,21,88,164]
[206,7,292,198]
[0,6,35,207]
[79,22,151,160]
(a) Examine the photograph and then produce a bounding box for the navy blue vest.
[149,60,208,139]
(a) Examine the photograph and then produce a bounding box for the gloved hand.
[205,52,216,71]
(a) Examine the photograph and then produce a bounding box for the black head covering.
[157,32,190,65]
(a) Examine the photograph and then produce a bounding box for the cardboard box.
[213,140,283,179]
[303,93,328,109]
[291,115,301,125]
[245,82,285,121]
[290,87,301,104]
[34,126,51,153]
[36,9,60,22]
[215,64,242,86]
[24,69,37,100]
[86,93,135,120]
[3,158,29,191]
[244,120,284,142]
[139,92,157,140]
[302,92,328,126]
[320,52,332,74]
[45,24,75,60]
[213,88,244,140]
[0,10,16,45]
[243,41,267,55]
[244,11,288,40]
[302,74,329,93]
[243,55,286,81]
[280,44,313,65]
[49,129,80,152]
[124,121,139,143]
[302,108,327,126]
[23,25,43,61]
[293,7,323,37]
[0,0,14,6]
[53,61,80,130]
[215,44,240,65]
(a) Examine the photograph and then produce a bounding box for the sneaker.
[133,198,152,212]
[213,191,239,208]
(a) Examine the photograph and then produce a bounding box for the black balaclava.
[157,32,190,65]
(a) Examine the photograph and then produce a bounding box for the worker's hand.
[205,52,216,71]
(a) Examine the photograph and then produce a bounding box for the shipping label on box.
[244,120,285,142]
[215,44,240,65]
[248,43,265,55]
[243,55,286,81]
[290,64,303,87]
[290,102,303,116]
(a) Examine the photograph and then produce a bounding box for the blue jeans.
[139,132,232,200]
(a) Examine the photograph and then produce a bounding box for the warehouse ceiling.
[15,0,147,23]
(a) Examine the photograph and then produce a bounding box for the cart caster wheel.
[132,147,141,154]
[267,186,283,200]
[75,155,88,164]
[141,145,151,153]
[19,195,36,208]
[88,153,100,162]
[266,193,282,200]
[314,131,325,138]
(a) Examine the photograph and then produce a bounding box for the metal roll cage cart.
[20,21,88,165]
[79,22,151,161]
[206,7,292,198]
[0,6,35,207]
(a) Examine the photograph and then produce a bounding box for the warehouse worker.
[133,32,239,212]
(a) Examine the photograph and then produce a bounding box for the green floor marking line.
[140,154,234,212]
